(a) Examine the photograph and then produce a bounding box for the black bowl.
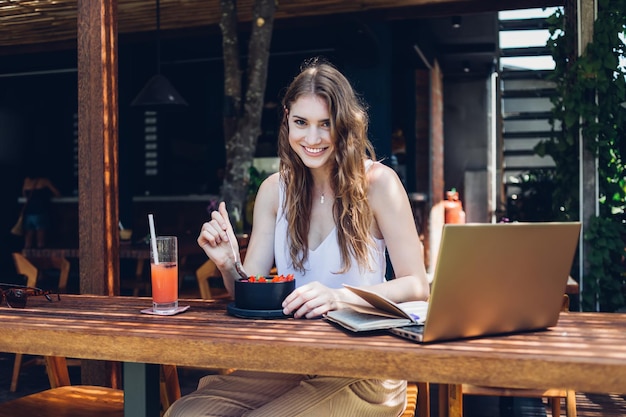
[234,277,296,310]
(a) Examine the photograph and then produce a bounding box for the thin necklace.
[320,193,325,204]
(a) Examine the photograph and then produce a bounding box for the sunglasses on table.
[0,283,60,309]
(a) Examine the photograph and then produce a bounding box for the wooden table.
[1,296,625,417]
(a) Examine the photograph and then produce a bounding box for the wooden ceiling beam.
[0,0,564,51]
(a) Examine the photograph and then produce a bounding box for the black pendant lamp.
[131,0,188,108]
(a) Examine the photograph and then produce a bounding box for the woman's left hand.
[282,282,343,319]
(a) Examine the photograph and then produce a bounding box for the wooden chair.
[10,252,71,392]
[13,252,71,292]
[1,356,180,417]
[12,252,39,288]
[443,295,577,417]
[0,356,124,417]
[160,364,182,414]
[444,384,576,417]
[195,259,222,300]
[401,382,419,417]
[196,249,248,300]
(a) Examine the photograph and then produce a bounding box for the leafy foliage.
[583,216,626,311]
[506,170,558,222]
[247,166,267,196]
[539,1,626,311]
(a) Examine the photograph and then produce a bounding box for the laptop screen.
[418,222,581,343]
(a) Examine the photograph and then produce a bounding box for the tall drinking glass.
[150,236,178,314]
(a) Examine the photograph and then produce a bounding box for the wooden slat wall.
[0,0,564,49]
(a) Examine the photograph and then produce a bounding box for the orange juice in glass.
[150,236,178,314]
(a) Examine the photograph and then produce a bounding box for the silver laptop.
[389,222,581,343]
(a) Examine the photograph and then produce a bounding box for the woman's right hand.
[197,202,238,272]
[282,282,349,319]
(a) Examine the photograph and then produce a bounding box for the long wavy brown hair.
[278,59,376,273]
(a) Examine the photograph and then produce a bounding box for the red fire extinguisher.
[444,189,466,224]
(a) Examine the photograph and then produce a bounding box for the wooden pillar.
[77,0,121,387]
[77,0,120,297]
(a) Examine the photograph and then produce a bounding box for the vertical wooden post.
[77,0,120,387]
[444,384,463,417]
[77,0,120,297]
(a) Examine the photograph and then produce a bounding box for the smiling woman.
[182,57,429,417]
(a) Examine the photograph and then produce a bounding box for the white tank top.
[274,163,386,289]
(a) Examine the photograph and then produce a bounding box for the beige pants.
[164,370,407,417]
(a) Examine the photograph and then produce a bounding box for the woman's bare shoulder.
[259,172,280,192]
[265,171,280,183]
[255,172,280,211]
[367,160,400,187]
[367,161,408,205]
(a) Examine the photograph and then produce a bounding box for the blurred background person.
[21,170,61,248]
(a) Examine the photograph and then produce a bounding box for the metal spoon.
[228,236,249,281]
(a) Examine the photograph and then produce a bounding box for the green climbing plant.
[584,216,625,311]
[538,1,626,311]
